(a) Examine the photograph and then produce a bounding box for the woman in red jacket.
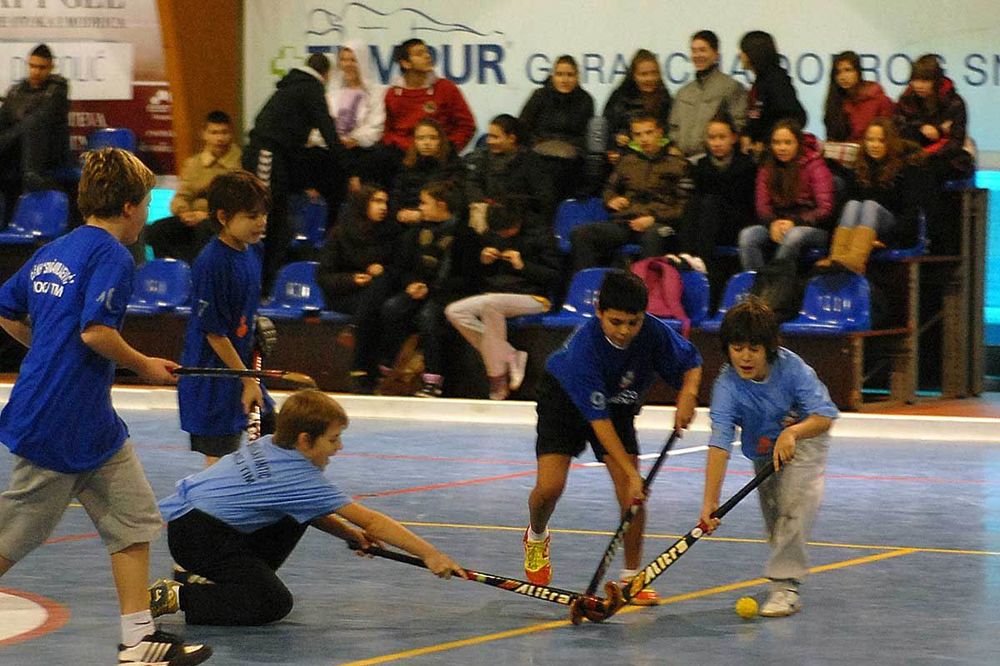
[739,119,834,270]
[823,51,894,142]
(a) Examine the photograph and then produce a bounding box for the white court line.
[580,445,708,467]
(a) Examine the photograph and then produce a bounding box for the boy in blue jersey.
[700,297,838,617]
[151,389,464,626]
[0,148,212,665]
[523,270,702,604]
[178,171,270,465]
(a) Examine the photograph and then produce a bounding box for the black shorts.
[190,433,242,457]
[535,373,638,462]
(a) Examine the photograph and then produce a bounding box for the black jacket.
[464,147,555,227]
[519,81,594,151]
[391,153,466,213]
[317,216,401,303]
[467,228,561,297]
[746,67,807,143]
[602,80,672,147]
[690,151,757,222]
[249,68,340,155]
[0,74,70,179]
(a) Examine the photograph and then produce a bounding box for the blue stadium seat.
[0,190,70,245]
[127,258,192,316]
[700,271,757,333]
[871,209,929,261]
[553,197,609,254]
[88,127,138,152]
[652,270,711,333]
[290,193,328,249]
[258,261,349,322]
[531,267,609,327]
[781,272,871,335]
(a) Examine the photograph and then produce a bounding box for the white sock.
[121,609,155,647]
[620,568,638,581]
[527,527,548,542]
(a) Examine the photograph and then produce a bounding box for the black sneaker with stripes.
[118,630,212,665]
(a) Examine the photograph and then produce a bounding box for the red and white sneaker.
[523,529,552,585]
[621,575,660,606]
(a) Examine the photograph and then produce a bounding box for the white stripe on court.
[580,445,708,467]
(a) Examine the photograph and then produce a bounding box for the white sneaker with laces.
[118,629,212,665]
[759,588,802,617]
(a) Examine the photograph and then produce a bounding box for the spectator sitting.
[145,110,241,265]
[669,30,748,158]
[316,186,400,394]
[739,31,807,157]
[391,118,465,225]
[676,113,757,274]
[464,114,555,234]
[739,119,834,270]
[445,199,561,400]
[815,118,928,274]
[604,49,673,159]
[378,38,475,185]
[572,112,690,272]
[0,44,70,226]
[519,55,595,201]
[306,41,386,194]
[379,181,466,398]
[893,54,973,182]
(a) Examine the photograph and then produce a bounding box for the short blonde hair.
[273,389,349,449]
[78,147,155,219]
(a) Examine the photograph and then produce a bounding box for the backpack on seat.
[749,258,804,323]
[630,257,689,336]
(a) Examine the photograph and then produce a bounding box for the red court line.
[338,452,536,466]
[0,587,71,646]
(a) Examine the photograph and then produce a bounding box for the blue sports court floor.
[1,393,999,665]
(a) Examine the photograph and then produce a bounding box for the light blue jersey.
[159,436,350,533]
[708,348,839,460]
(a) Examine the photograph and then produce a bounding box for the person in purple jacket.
[738,119,834,270]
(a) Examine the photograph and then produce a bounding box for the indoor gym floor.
[0,391,998,665]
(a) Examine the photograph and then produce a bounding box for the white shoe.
[680,253,707,273]
[508,350,528,391]
[118,630,212,665]
[759,588,801,617]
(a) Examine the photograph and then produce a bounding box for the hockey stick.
[348,542,612,617]
[172,367,318,387]
[599,460,777,620]
[583,429,681,598]
[246,352,263,442]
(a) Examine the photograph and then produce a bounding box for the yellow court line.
[338,548,916,666]
[399,520,1000,557]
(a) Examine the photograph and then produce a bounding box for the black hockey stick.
[600,460,776,620]
[173,366,317,387]
[583,429,681,596]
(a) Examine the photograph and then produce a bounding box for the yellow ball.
[735,596,758,619]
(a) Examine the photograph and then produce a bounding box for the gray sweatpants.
[753,434,830,583]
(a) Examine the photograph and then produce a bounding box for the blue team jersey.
[708,347,839,460]
[159,436,351,533]
[0,226,132,473]
[545,314,702,421]
[178,238,263,436]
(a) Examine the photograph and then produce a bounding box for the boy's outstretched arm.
[335,502,466,579]
[80,323,177,383]
[675,366,702,430]
[773,414,833,471]
[0,316,31,347]
[699,446,730,534]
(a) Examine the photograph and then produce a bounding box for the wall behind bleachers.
[242,0,1000,167]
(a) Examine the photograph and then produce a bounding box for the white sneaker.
[680,253,707,273]
[508,350,528,391]
[118,630,212,665]
[759,588,802,617]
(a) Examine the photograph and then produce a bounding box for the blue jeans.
[837,199,896,234]
[738,224,829,271]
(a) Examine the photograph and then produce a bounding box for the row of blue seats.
[128,259,872,336]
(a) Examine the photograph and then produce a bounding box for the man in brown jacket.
[145,110,242,265]
[571,113,690,271]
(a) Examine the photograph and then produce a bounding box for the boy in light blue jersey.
[152,389,464,626]
[178,171,271,465]
[700,296,838,617]
[0,148,211,665]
